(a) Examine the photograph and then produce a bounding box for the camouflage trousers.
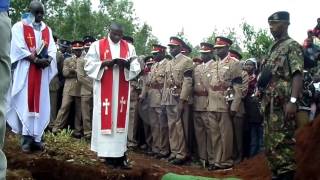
[264,106,296,176]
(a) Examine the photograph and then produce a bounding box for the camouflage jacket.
[262,36,304,108]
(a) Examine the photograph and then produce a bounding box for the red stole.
[99,38,129,134]
[23,24,50,115]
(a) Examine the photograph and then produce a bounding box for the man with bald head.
[7,0,57,153]
[85,22,141,169]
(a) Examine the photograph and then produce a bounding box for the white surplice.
[84,36,140,157]
[6,21,57,142]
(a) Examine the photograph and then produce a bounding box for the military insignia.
[216,38,220,42]
[207,74,211,77]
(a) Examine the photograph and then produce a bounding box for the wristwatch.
[290,97,297,103]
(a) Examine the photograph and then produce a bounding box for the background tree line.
[10,0,273,59]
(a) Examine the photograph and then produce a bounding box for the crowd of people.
[1,1,320,180]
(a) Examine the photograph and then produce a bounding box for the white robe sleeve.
[84,41,104,81]
[125,44,141,81]
[10,22,32,64]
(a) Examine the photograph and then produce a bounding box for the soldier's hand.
[177,100,186,119]
[285,102,297,120]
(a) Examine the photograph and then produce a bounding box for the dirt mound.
[295,116,320,180]
[233,154,271,180]
[4,131,271,180]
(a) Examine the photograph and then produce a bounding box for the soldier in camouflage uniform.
[260,11,303,180]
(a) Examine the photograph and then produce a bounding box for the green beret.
[268,11,290,22]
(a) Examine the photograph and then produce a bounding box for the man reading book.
[6,0,57,153]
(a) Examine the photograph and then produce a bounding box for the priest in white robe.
[6,1,57,153]
[85,22,141,169]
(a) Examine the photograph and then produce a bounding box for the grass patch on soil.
[43,128,97,165]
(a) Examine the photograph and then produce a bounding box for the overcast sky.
[93,0,319,47]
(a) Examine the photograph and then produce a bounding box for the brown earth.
[6,112,320,180]
[5,116,320,180]
[295,115,320,180]
[4,131,272,180]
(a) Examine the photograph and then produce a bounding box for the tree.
[241,22,273,60]
[10,0,32,24]
[176,31,200,58]
[133,23,159,55]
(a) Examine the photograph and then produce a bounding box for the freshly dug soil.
[4,131,273,180]
[295,116,320,180]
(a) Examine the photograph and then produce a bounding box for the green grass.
[43,127,97,165]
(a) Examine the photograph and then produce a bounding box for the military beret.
[268,11,290,22]
[229,49,242,60]
[122,36,134,44]
[214,36,233,48]
[200,42,214,53]
[59,39,71,48]
[168,36,185,46]
[182,43,192,54]
[151,44,167,53]
[71,40,84,50]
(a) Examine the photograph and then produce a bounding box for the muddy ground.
[4,130,272,180]
[5,115,320,180]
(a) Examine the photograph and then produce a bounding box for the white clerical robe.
[85,36,140,157]
[6,21,57,142]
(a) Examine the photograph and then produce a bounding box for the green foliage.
[10,0,31,24]
[10,0,156,55]
[44,127,96,165]
[134,23,152,55]
[241,22,273,60]
[205,28,242,52]
[176,31,200,58]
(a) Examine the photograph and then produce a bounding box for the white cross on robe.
[119,96,126,113]
[103,98,110,115]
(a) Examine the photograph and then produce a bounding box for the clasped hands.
[102,58,130,69]
[29,53,51,69]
